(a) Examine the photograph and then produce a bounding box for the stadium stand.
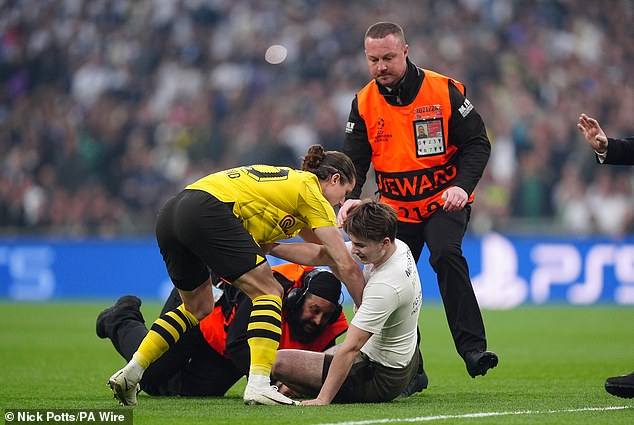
[1,0,632,237]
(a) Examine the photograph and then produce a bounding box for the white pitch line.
[314,405,634,425]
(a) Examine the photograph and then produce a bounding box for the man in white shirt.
[266,200,422,404]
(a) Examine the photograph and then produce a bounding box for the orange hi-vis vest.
[357,68,475,222]
[199,263,348,357]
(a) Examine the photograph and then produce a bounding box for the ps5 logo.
[0,246,56,300]
[473,233,634,308]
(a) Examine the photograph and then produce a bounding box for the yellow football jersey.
[185,165,336,244]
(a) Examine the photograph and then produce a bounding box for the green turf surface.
[1,301,632,424]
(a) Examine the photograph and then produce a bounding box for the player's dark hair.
[365,22,406,44]
[301,144,356,185]
[343,199,398,242]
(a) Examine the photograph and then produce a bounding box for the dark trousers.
[103,290,242,396]
[397,205,487,360]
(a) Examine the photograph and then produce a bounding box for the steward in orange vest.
[343,20,496,394]
[346,60,489,222]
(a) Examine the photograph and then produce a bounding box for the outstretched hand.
[577,113,608,153]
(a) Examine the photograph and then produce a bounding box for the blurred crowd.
[1,0,632,238]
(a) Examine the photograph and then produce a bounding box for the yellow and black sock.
[133,303,198,368]
[247,295,282,377]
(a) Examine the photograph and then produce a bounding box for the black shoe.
[605,372,634,399]
[400,370,429,397]
[465,350,498,378]
[96,295,142,339]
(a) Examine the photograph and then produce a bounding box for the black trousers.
[104,290,243,396]
[397,205,487,359]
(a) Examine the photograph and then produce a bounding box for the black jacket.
[601,137,634,165]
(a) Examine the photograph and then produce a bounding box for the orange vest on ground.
[357,69,475,222]
[199,263,348,357]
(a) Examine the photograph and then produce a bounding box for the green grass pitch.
[1,301,632,424]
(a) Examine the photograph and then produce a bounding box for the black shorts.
[323,346,421,403]
[155,189,266,290]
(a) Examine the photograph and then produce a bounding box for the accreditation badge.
[413,118,445,157]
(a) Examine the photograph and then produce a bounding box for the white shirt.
[349,239,423,368]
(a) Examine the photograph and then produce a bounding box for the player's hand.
[299,397,328,406]
[442,186,468,212]
[336,199,362,227]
